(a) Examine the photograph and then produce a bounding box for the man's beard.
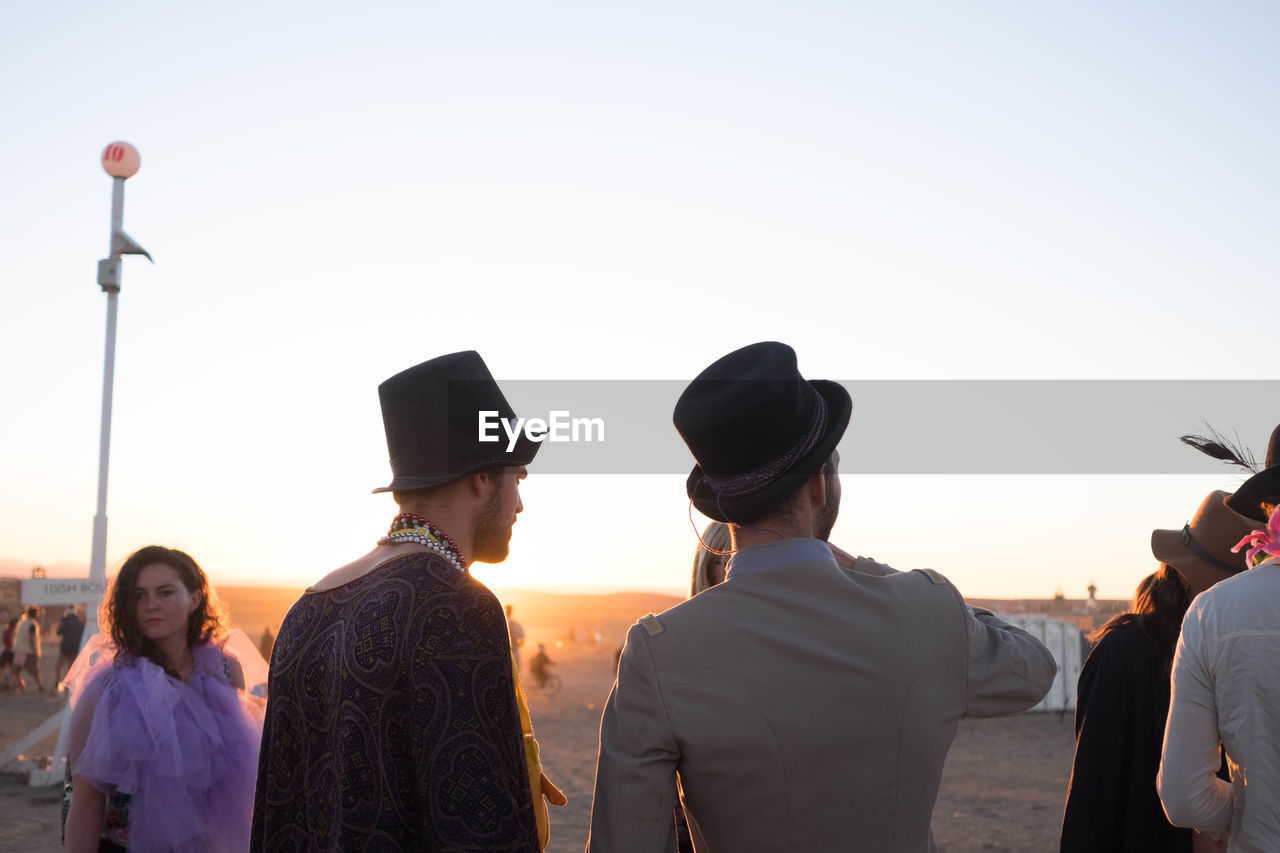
[471,490,513,564]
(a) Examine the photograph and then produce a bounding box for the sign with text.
[21,578,107,606]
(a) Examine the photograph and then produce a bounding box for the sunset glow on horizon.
[3,2,1277,606]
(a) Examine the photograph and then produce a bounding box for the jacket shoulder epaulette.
[637,613,664,636]
[915,567,949,585]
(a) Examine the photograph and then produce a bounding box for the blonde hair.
[690,522,734,597]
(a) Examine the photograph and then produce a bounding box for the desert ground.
[2,639,1077,852]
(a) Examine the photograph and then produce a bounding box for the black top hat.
[1226,424,1280,522]
[372,351,539,494]
[674,341,852,523]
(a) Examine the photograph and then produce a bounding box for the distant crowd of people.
[29,343,1277,851]
[504,605,556,691]
[1,605,84,693]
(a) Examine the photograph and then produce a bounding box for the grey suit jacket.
[587,539,1056,853]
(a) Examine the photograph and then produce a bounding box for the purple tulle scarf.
[65,634,263,852]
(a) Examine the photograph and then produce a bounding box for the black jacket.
[1060,620,1192,853]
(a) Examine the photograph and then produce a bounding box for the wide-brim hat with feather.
[1226,424,1280,522]
[372,350,539,493]
[674,341,851,524]
[1183,424,1280,523]
[1151,489,1257,594]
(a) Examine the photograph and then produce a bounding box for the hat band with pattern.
[702,388,829,500]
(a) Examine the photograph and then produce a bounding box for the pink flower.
[1232,510,1280,567]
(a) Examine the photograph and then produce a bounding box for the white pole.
[47,163,134,784]
[87,176,124,629]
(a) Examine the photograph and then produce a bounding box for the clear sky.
[1,1,1276,599]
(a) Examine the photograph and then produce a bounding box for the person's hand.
[540,773,567,806]
[830,543,903,577]
[827,542,857,569]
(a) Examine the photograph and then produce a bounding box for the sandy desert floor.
[1,644,1076,852]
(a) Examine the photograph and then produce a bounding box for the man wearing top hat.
[252,351,562,852]
[1159,428,1280,852]
[586,341,1057,853]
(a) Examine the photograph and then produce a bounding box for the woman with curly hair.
[62,545,263,852]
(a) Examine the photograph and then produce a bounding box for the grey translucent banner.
[491,380,1279,475]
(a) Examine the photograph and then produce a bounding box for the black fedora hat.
[372,351,539,494]
[674,342,851,523]
[1226,424,1280,522]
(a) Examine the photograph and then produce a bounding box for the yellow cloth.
[512,656,550,849]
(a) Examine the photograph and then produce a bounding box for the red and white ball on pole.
[101,141,140,179]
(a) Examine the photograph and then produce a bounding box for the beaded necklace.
[378,513,467,572]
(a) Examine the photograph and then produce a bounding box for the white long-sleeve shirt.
[12,615,39,658]
[1159,559,1280,852]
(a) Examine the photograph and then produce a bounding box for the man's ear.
[805,465,828,509]
[466,468,497,499]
